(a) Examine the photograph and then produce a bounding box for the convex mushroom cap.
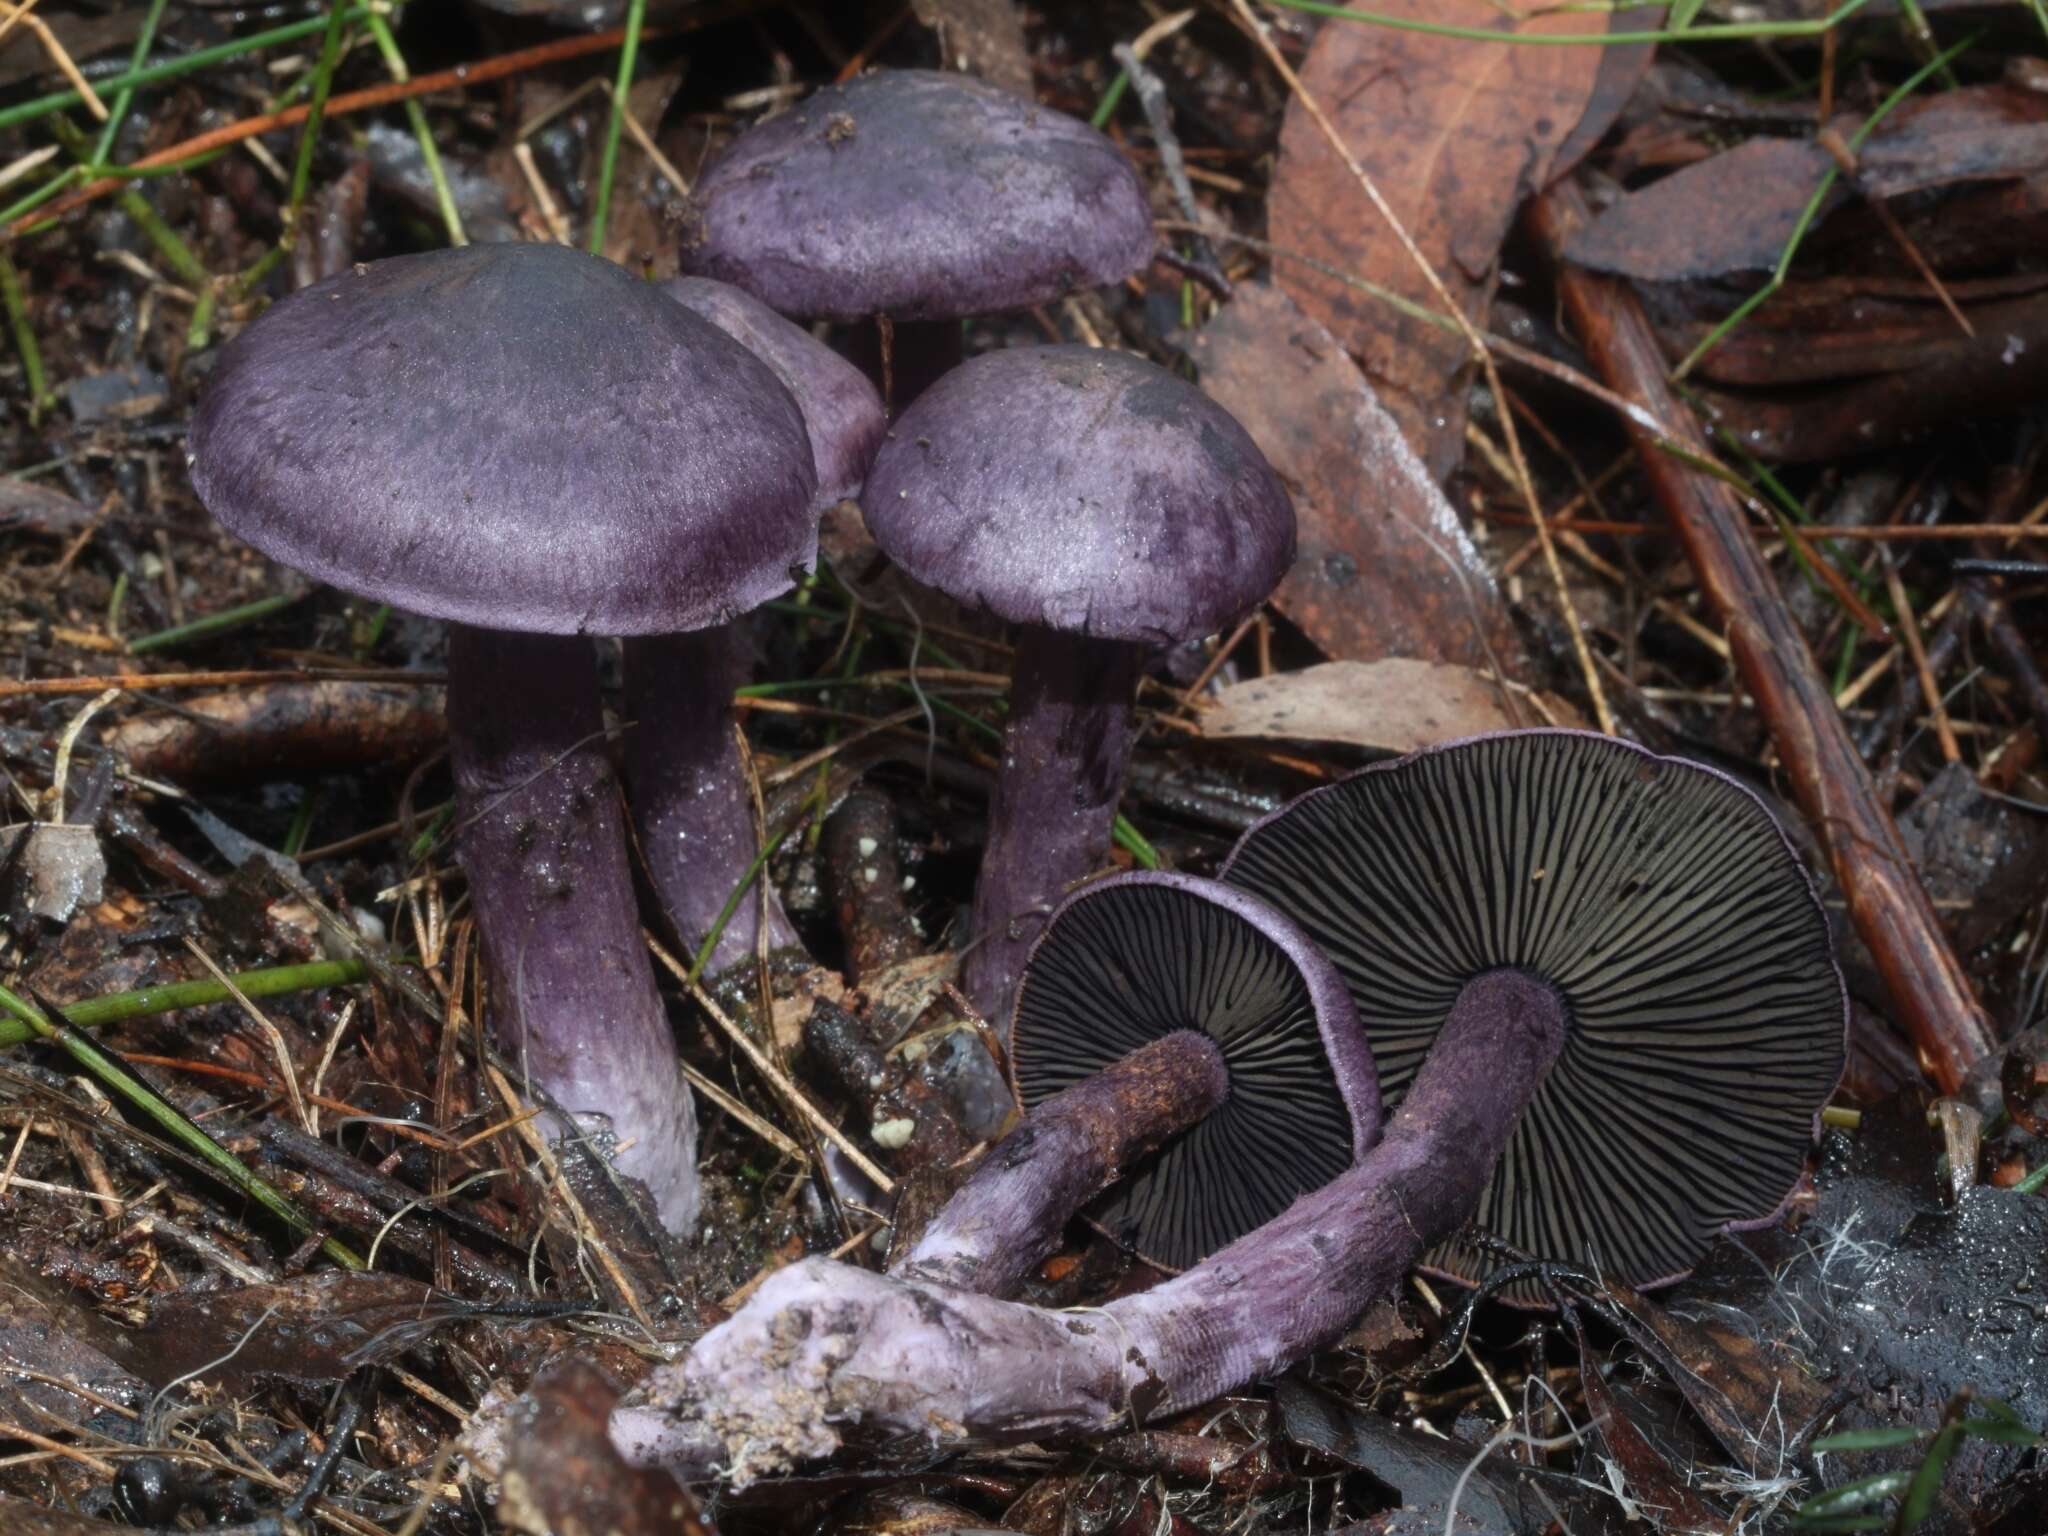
[682,69,1155,323]
[863,344,1294,645]
[661,276,884,509]
[1221,728,1848,1292]
[188,242,817,634]
[1012,872,1379,1271]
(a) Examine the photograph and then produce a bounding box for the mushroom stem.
[447,627,701,1234]
[611,969,1569,1480]
[896,1029,1229,1296]
[623,626,801,979]
[964,628,1148,1032]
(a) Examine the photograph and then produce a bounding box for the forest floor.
[2,2,2047,1533]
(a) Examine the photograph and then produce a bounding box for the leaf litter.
[1,3,2047,1534]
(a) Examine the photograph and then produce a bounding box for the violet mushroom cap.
[861,344,1294,1038]
[189,243,817,636]
[187,243,817,1234]
[681,69,1155,325]
[661,276,885,509]
[1221,728,1849,1295]
[1010,871,1380,1272]
[864,345,1294,645]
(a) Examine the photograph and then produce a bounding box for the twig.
[1876,547,1957,763]
[0,667,442,699]
[0,0,108,120]
[481,1063,654,1332]
[1528,181,1998,1095]
[644,932,896,1196]
[183,938,313,1135]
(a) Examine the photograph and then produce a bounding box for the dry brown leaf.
[1570,84,2048,282]
[1200,659,1582,754]
[1192,283,1524,672]
[1268,2,1608,478]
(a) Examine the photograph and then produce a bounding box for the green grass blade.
[0,8,374,133]
[88,0,174,168]
[126,591,304,654]
[588,0,649,253]
[0,983,363,1269]
[279,3,354,252]
[1811,1428,1927,1453]
[364,9,465,247]
[0,250,51,424]
[0,958,369,1048]
[1796,1469,1914,1519]
[687,818,796,987]
[1894,1424,1961,1531]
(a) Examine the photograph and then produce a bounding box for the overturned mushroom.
[188,244,816,1232]
[1223,728,1848,1293]
[610,731,1844,1478]
[861,345,1293,1034]
[905,871,1377,1292]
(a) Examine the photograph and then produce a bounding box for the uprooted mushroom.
[607,730,1845,1480]
[905,871,1378,1294]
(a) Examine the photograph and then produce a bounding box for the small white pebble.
[870,1226,892,1252]
[866,1073,885,1091]
[857,836,879,858]
[871,1117,915,1149]
[901,875,917,892]
[862,866,878,885]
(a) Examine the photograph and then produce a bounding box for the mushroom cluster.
[611,730,1847,1479]
[187,243,819,1234]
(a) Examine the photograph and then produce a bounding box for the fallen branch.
[1526,181,1998,1096]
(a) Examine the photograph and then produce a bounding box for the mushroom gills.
[1011,873,1378,1273]
[1222,728,1847,1297]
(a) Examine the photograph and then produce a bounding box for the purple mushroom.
[905,871,1378,1293]
[1007,872,1378,1273]
[680,69,1155,403]
[609,731,1847,1480]
[1223,728,1849,1296]
[861,344,1294,1033]
[621,276,886,976]
[187,244,817,1234]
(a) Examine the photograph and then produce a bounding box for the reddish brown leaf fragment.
[1567,137,1839,281]
[1569,1309,1728,1535]
[1192,284,1524,672]
[502,1357,716,1536]
[1570,84,2048,283]
[1268,1,1606,478]
[1551,5,1663,179]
